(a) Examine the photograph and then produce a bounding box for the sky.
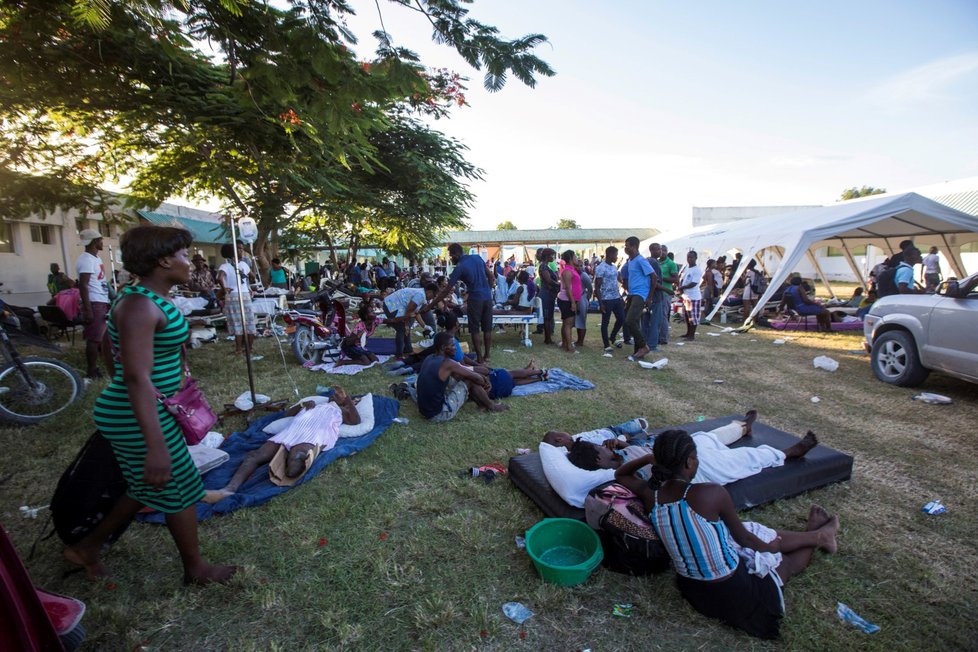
[340,0,978,232]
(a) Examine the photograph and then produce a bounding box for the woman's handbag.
[157,347,217,445]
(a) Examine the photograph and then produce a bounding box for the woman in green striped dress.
[64,225,237,586]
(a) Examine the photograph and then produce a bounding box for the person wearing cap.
[76,228,112,378]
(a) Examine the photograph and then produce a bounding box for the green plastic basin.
[525,518,603,586]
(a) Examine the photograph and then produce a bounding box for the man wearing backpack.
[896,247,923,294]
[876,240,915,298]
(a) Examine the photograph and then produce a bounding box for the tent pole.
[840,240,867,290]
[805,249,836,299]
[940,234,966,278]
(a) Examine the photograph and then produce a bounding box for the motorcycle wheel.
[291,325,322,365]
[0,357,85,425]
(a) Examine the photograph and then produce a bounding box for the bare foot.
[63,545,108,580]
[816,515,840,554]
[743,409,758,436]
[525,359,537,371]
[784,431,818,459]
[807,504,831,531]
[488,402,510,412]
[202,489,235,505]
[183,563,240,586]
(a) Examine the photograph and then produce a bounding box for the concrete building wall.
[1,200,226,308]
[1,208,125,307]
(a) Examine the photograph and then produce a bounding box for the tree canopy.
[496,220,517,230]
[554,218,580,229]
[0,0,554,262]
[840,186,886,201]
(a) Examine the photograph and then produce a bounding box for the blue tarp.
[137,394,400,523]
[510,368,595,396]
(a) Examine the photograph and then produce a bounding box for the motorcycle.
[0,323,84,425]
[282,290,348,365]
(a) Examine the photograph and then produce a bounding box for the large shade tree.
[0,0,554,266]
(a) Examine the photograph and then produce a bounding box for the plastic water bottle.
[836,602,880,634]
[502,602,534,624]
[523,338,533,347]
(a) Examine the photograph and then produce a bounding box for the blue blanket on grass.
[510,368,595,396]
[137,394,400,523]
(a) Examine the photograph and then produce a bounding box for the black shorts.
[557,299,576,320]
[676,564,783,640]
[466,298,493,333]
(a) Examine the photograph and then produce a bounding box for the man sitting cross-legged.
[546,410,818,503]
[413,331,510,421]
[202,387,362,503]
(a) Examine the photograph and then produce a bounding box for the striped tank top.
[649,482,739,581]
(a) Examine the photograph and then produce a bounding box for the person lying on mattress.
[202,387,362,503]
[624,429,839,639]
[545,410,818,500]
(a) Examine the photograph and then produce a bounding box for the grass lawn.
[2,313,977,651]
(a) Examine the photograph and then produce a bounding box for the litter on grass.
[714,379,724,384]
[502,602,534,624]
[773,339,786,345]
[638,358,669,370]
[707,332,721,337]
[836,602,880,634]
[515,535,526,549]
[912,393,952,405]
[503,348,516,353]
[603,353,613,358]
[922,500,947,515]
[811,397,821,403]
[813,356,839,372]
[612,603,633,618]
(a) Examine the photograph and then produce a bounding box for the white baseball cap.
[78,229,102,246]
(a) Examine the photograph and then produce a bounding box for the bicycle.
[0,322,84,425]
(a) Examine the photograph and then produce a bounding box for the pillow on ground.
[262,416,295,436]
[338,393,374,438]
[265,394,374,438]
[539,442,616,508]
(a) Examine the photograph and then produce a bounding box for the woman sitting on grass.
[334,303,380,367]
[616,429,839,639]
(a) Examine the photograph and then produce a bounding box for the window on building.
[0,221,13,253]
[30,224,54,245]
[97,220,111,238]
[75,217,86,234]
[825,245,867,257]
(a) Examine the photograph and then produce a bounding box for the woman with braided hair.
[616,429,840,639]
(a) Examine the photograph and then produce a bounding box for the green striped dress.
[93,285,205,513]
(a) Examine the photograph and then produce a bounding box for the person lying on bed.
[548,410,818,495]
[414,332,510,421]
[202,387,362,503]
[624,429,839,640]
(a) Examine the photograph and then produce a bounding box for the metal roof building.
[439,228,659,247]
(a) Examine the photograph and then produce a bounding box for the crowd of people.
[33,228,954,642]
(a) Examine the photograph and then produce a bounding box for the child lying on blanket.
[203,387,361,503]
[544,410,818,501]
[334,303,380,368]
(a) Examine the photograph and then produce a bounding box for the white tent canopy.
[642,192,978,322]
